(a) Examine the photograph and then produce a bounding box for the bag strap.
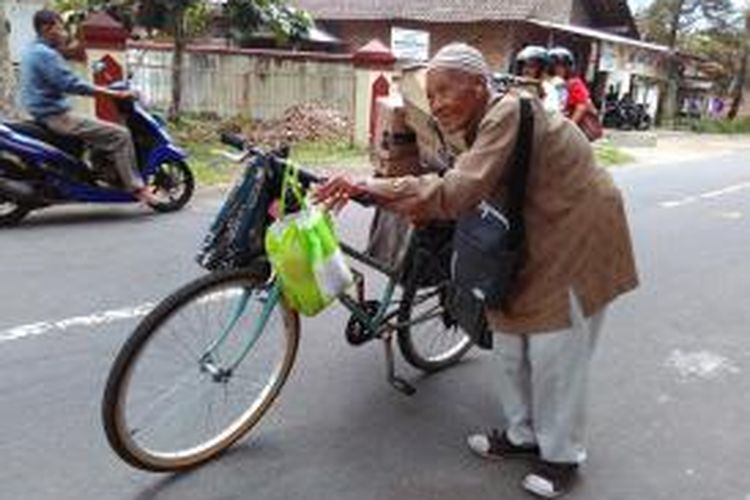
[506,97,534,248]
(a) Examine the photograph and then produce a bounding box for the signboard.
[599,42,617,72]
[391,27,429,62]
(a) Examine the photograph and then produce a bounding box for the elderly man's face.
[426,69,489,134]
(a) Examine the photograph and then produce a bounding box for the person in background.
[514,45,562,114]
[549,47,595,126]
[19,9,158,204]
[314,42,639,499]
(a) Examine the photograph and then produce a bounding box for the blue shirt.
[20,39,96,119]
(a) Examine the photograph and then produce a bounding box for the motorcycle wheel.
[0,195,31,227]
[637,116,652,131]
[145,160,194,213]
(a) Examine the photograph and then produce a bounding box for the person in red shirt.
[549,47,594,125]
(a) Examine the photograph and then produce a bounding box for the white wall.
[3,0,46,63]
[127,46,356,121]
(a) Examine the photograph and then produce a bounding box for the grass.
[164,114,368,187]
[289,140,368,169]
[594,141,635,167]
[165,113,634,185]
[688,117,750,134]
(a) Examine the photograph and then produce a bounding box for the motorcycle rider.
[548,47,595,127]
[19,9,158,204]
[514,45,562,114]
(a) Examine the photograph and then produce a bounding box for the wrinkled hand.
[311,174,369,213]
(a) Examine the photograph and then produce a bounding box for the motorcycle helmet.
[548,47,575,68]
[516,45,550,67]
[515,45,550,74]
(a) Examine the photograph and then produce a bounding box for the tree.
[636,0,738,124]
[0,4,17,117]
[224,0,311,48]
[638,0,736,49]
[56,0,310,121]
[727,9,750,119]
[135,0,212,121]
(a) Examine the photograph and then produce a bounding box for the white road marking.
[665,349,740,381]
[0,302,155,344]
[659,181,750,209]
[714,211,743,220]
[0,289,248,345]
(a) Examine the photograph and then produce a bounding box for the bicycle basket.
[196,156,275,271]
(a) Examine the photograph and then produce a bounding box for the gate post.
[352,39,396,147]
[80,12,129,122]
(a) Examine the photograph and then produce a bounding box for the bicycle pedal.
[344,300,381,346]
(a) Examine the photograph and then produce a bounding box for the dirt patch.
[220,103,353,146]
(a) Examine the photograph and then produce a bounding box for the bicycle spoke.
[107,273,299,469]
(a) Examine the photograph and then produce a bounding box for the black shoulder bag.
[448,97,534,349]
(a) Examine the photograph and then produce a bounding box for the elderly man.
[314,43,638,498]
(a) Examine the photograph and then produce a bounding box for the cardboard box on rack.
[372,95,419,160]
[371,95,422,177]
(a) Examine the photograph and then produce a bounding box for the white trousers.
[493,292,606,464]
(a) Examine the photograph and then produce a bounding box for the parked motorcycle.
[602,95,652,131]
[0,82,194,226]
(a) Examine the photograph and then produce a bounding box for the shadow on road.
[130,437,283,500]
[2,206,161,229]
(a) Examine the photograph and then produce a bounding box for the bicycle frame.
[199,231,444,376]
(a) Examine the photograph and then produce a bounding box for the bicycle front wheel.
[102,268,300,472]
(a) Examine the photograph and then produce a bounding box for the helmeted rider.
[514,45,562,114]
[548,47,595,125]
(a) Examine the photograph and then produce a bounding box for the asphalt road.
[1,151,749,500]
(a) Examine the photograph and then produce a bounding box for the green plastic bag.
[265,165,353,316]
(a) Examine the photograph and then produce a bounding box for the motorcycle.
[602,95,652,131]
[0,81,194,226]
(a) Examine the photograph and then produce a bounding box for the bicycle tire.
[102,267,300,472]
[396,278,473,373]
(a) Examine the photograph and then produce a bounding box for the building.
[295,0,681,118]
[295,0,637,69]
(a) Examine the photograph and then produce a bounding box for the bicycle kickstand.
[381,331,416,396]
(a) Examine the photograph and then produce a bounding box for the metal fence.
[127,46,356,122]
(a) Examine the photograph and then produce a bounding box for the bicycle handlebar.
[219,133,374,207]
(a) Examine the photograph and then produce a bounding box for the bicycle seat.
[5,120,85,159]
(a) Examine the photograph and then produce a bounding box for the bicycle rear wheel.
[102,268,299,472]
[397,281,472,373]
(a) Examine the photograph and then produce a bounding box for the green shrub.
[690,117,750,134]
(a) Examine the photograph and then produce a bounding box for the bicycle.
[101,135,473,472]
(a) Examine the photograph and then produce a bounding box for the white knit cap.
[427,43,491,80]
